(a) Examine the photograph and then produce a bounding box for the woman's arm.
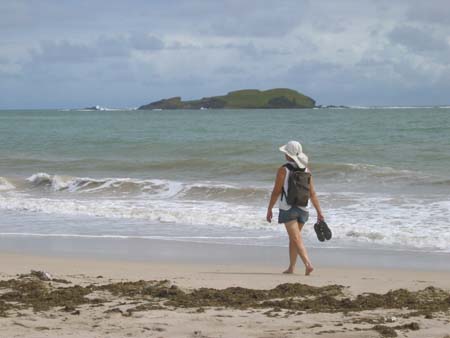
[310,176,324,221]
[266,167,286,223]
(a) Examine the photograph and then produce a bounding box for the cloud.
[31,40,98,64]
[388,25,447,52]
[406,0,450,26]
[95,36,131,57]
[168,0,310,37]
[208,9,302,37]
[29,33,165,64]
[129,33,165,50]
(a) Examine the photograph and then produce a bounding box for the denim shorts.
[278,207,309,224]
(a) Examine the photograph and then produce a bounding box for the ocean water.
[0,108,449,252]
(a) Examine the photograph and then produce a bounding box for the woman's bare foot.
[283,267,295,274]
[305,265,314,276]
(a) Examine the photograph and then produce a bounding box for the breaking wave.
[23,173,269,201]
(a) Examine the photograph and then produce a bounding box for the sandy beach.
[1,238,450,338]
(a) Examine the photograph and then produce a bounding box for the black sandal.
[314,220,332,241]
[314,221,325,242]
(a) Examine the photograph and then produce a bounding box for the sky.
[1,0,450,108]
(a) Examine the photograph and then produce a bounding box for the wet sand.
[1,250,450,338]
[2,235,450,271]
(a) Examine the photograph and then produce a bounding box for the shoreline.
[1,235,450,272]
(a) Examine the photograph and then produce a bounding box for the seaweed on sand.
[98,279,182,298]
[164,283,345,309]
[1,275,449,318]
[0,277,93,313]
[259,286,450,313]
[372,325,398,337]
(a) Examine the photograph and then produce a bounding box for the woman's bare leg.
[283,240,297,274]
[283,222,308,274]
[284,220,314,275]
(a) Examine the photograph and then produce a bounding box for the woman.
[266,141,324,276]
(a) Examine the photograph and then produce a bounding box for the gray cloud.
[219,41,292,59]
[129,33,165,50]
[388,25,446,52]
[287,61,341,83]
[170,0,310,37]
[209,10,302,37]
[29,33,164,64]
[31,40,99,64]
[95,36,131,57]
[406,0,450,26]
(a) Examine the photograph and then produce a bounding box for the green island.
[138,88,315,110]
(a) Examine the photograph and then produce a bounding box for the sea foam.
[0,177,15,191]
[2,174,450,252]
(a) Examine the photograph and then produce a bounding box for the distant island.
[138,88,315,110]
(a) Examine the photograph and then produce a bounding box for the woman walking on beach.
[266,141,324,275]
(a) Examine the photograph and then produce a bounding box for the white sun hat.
[279,140,309,169]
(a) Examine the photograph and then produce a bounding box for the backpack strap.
[281,164,289,201]
[283,163,295,171]
[281,164,293,201]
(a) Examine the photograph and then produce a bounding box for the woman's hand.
[317,212,325,222]
[266,209,273,223]
[266,167,285,224]
[310,176,324,223]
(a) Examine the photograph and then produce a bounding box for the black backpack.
[281,163,311,207]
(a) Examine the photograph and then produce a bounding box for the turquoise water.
[1,108,449,181]
[1,108,449,252]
